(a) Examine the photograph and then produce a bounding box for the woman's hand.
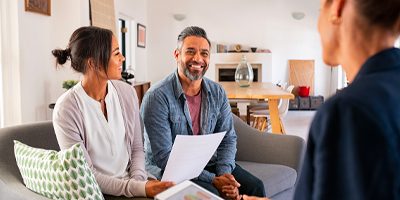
[242,195,269,200]
[145,180,174,197]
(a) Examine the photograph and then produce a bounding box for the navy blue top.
[294,48,400,200]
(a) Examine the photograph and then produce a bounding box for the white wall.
[7,0,332,124]
[147,0,331,97]
[17,0,88,124]
[11,0,148,124]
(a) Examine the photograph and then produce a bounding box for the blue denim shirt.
[141,70,237,183]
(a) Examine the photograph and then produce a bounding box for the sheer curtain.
[0,7,3,127]
[0,0,22,127]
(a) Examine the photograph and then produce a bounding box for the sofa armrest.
[233,115,306,174]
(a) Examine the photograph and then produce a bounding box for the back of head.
[353,0,400,30]
[52,26,113,74]
[177,26,211,50]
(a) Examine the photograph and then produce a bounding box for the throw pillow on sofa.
[14,140,104,200]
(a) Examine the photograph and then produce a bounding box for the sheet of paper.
[161,131,226,183]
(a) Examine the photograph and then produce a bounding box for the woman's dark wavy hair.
[327,0,400,29]
[52,26,113,74]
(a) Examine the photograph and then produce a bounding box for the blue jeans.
[192,164,266,198]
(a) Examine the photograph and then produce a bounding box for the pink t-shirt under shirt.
[185,91,202,135]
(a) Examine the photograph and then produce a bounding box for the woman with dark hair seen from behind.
[244,0,400,199]
[52,26,174,198]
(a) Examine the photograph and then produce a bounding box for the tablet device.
[155,180,223,200]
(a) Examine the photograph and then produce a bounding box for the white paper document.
[161,131,226,183]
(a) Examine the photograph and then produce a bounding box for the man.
[141,26,266,199]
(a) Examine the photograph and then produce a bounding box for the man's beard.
[181,61,208,81]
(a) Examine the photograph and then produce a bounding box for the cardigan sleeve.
[124,84,148,181]
[53,90,147,198]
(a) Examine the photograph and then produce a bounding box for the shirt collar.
[172,70,212,100]
[354,47,400,81]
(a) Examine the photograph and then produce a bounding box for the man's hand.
[222,185,241,200]
[213,174,241,200]
[145,180,174,197]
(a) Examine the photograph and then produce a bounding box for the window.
[0,0,22,126]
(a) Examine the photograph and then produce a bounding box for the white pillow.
[14,140,104,200]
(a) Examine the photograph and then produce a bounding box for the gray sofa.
[0,115,305,200]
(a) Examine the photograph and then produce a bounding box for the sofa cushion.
[14,141,104,200]
[237,161,297,197]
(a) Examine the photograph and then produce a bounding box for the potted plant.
[62,80,79,90]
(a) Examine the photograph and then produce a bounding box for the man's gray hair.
[177,26,211,50]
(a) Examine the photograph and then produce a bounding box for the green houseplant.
[62,80,79,90]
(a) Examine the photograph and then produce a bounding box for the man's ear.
[174,49,180,60]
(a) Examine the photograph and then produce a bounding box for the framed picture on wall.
[25,0,51,16]
[137,23,146,48]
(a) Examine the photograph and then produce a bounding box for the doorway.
[118,17,136,73]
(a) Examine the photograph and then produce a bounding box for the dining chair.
[246,82,287,125]
[251,85,295,133]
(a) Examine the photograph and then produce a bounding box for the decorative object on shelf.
[235,55,254,87]
[234,44,242,52]
[25,0,51,16]
[258,49,272,53]
[250,47,257,53]
[217,44,227,53]
[62,80,78,90]
[137,23,146,48]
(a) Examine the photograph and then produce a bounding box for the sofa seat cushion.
[14,141,104,200]
[237,161,297,197]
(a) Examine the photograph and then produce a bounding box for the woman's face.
[105,36,125,79]
[318,0,341,66]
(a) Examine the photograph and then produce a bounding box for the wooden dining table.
[219,82,294,134]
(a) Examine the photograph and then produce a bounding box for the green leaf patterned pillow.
[14,140,104,200]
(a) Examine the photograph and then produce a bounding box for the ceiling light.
[291,12,305,20]
[173,14,186,21]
